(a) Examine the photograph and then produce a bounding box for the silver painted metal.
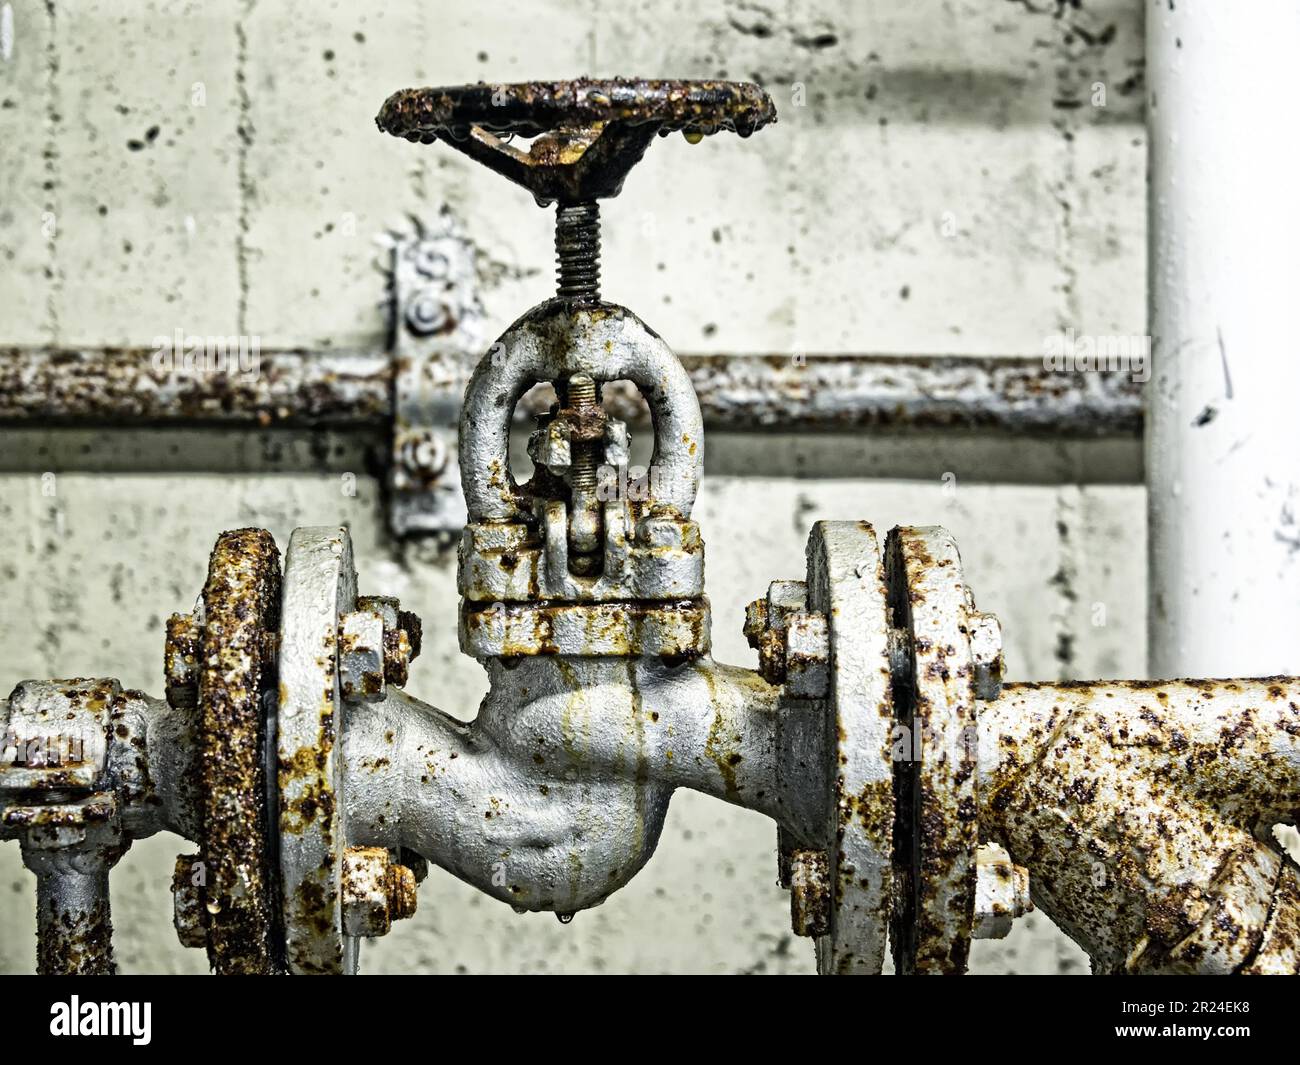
[972,842,1032,940]
[459,301,703,525]
[460,598,710,659]
[277,526,358,975]
[341,845,418,939]
[338,609,387,704]
[0,679,188,974]
[803,522,896,975]
[342,655,822,915]
[4,518,1300,974]
[0,678,114,790]
[458,502,705,604]
[968,612,1004,701]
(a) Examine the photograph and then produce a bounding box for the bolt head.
[396,430,448,486]
[789,849,831,937]
[338,610,386,703]
[342,846,418,938]
[973,842,1032,940]
[784,611,830,699]
[405,294,449,335]
[172,853,207,949]
[969,612,1004,700]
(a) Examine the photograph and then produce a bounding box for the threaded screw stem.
[555,202,601,303]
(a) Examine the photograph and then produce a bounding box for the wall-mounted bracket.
[383,211,485,537]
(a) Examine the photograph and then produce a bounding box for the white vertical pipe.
[1147,0,1300,677]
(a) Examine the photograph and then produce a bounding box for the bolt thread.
[567,374,599,491]
[555,202,601,303]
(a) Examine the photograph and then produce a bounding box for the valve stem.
[555,202,601,303]
[565,374,604,575]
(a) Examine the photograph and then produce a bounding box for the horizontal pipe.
[0,346,393,427]
[0,346,1141,435]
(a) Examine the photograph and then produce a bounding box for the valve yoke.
[380,78,777,655]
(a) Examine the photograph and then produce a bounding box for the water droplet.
[512,905,528,916]
[556,911,575,925]
[205,899,222,915]
[682,129,704,145]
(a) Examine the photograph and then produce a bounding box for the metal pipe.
[977,678,1300,973]
[0,346,1141,435]
[0,346,392,427]
[1147,2,1300,676]
[24,854,117,975]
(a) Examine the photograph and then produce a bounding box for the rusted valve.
[4,74,1298,980]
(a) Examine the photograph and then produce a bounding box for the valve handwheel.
[376,78,776,203]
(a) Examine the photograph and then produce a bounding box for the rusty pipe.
[977,678,1300,973]
[22,842,120,975]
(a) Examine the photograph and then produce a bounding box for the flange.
[885,525,980,974]
[195,527,283,975]
[804,520,896,974]
[277,526,359,974]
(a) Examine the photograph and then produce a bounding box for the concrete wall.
[0,0,1147,973]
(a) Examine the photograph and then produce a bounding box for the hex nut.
[357,595,423,672]
[743,581,828,695]
[342,846,418,938]
[745,579,811,685]
[383,627,413,687]
[172,853,207,949]
[969,612,1004,700]
[743,598,769,646]
[338,610,386,703]
[973,842,1032,940]
[784,611,830,699]
[529,418,572,473]
[164,613,200,710]
[789,848,831,938]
